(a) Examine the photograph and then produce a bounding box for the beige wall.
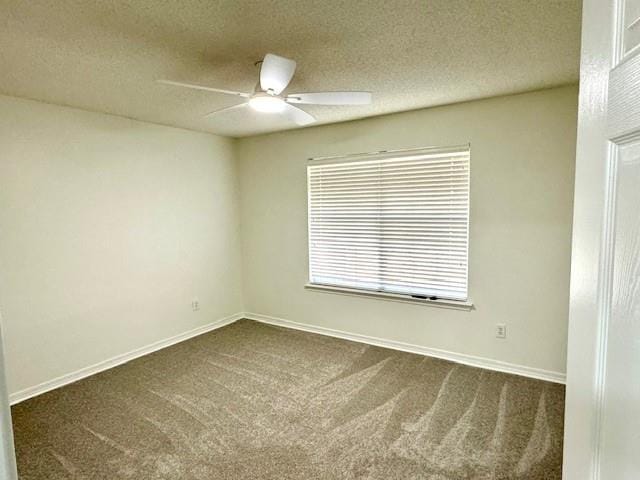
[0,95,243,395]
[0,86,577,398]
[237,85,577,376]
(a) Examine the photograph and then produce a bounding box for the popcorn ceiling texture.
[0,0,581,137]
[12,320,565,479]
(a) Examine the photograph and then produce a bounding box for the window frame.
[306,145,472,308]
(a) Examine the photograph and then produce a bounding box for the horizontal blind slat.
[308,155,469,172]
[309,158,468,174]
[309,166,469,181]
[310,193,468,201]
[310,240,467,252]
[310,170,469,184]
[310,246,467,262]
[309,179,470,190]
[310,279,468,297]
[310,270,467,291]
[311,231,468,239]
[309,250,467,266]
[310,263,468,281]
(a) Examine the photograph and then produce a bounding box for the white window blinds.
[307,145,470,301]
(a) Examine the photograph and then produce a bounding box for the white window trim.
[306,144,471,305]
[304,283,473,310]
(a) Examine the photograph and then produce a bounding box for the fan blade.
[260,54,296,95]
[281,103,316,126]
[204,103,248,118]
[286,91,372,105]
[157,79,250,98]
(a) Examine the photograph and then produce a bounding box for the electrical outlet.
[495,324,506,339]
[191,298,200,312]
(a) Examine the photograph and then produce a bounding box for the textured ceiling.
[0,0,582,138]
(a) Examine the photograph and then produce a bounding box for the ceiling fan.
[158,53,372,126]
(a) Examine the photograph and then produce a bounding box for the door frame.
[563,0,632,478]
[0,310,18,480]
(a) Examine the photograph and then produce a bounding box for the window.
[307,145,470,302]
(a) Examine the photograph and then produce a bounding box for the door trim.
[0,311,18,480]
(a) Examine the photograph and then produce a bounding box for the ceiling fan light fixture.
[248,95,286,113]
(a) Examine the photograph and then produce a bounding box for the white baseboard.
[243,312,566,384]
[9,310,565,405]
[9,312,244,405]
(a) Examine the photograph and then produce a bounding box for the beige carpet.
[11,319,564,479]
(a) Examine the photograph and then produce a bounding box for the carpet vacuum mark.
[11,319,564,479]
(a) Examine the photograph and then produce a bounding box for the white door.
[563,0,640,479]
[0,313,18,480]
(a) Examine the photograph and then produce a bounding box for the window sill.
[304,283,474,311]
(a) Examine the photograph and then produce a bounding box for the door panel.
[600,1,640,475]
[600,139,640,479]
[608,54,640,137]
[564,0,640,478]
[624,0,640,55]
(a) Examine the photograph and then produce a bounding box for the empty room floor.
[11,320,564,480]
